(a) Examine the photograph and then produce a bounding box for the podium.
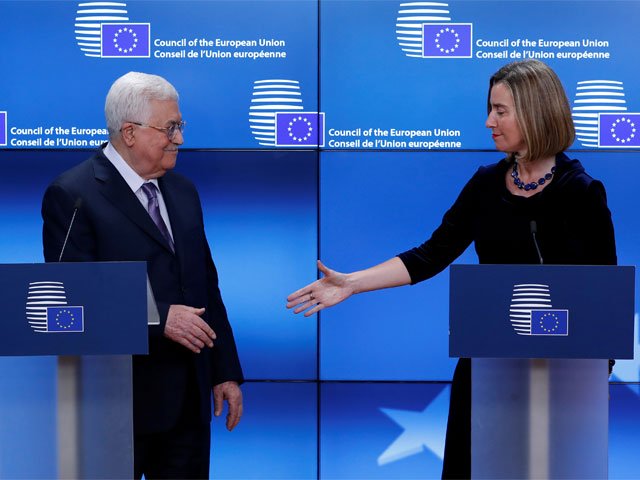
[450,264,635,479]
[0,262,150,479]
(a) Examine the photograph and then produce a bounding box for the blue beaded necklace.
[511,159,556,191]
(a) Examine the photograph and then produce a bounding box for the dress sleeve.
[397,170,480,284]
[579,180,617,265]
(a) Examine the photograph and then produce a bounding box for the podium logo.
[396,2,472,59]
[571,80,629,148]
[0,111,6,147]
[249,79,325,147]
[74,2,151,58]
[509,284,569,336]
[26,281,84,333]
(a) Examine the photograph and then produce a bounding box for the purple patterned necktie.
[140,182,175,253]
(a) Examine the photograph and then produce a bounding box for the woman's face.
[486,82,527,156]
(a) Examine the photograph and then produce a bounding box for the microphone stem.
[59,208,79,262]
[532,231,544,265]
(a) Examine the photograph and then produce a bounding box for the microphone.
[58,198,83,262]
[529,220,543,265]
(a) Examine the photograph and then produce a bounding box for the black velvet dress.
[397,152,617,479]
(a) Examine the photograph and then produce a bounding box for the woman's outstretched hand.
[286,260,354,317]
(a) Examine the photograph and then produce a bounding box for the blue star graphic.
[378,386,450,465]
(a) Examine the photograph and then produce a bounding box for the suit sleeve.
[203,236,244,386]
[188,187,243,386]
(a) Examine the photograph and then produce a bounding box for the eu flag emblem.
[275,112,325,147]
[531,309,568,336]
[101,23,151,58]
[598,113,640,147]
[46,306,84,332]
[0,111,6,146]
[422,24,473,58]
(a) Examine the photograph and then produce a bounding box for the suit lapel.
[91,150,175,253]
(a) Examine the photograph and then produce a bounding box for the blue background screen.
[1,1,639,478]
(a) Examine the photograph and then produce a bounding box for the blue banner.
[450,265,635,359]
[0,262,148,356]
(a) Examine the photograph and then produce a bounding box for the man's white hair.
[105,72,179,138]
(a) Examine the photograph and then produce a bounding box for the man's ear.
[120,123,136,147]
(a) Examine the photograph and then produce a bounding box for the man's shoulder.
[48,150,103,189]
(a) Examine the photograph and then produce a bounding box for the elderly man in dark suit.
[42,71,244,479]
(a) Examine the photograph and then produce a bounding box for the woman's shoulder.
[469,157,510,184]
[555,152,602,191]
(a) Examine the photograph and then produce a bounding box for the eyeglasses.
[127,120,186,140]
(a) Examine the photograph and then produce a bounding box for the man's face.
[128,99,183,179]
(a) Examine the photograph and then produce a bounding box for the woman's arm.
[286,257,411,317]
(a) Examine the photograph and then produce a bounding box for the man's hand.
[213,381,243,431]
[164,305,216,353]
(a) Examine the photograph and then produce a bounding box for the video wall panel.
[0,149,319,380]
[319,151,483,380]
[321,382,449,479]
[177,150,319,380]
[0,357,57,479]
[0,0,318,149]
[320,1,640,151]
[610,384,640,479]
[210,382,318,479]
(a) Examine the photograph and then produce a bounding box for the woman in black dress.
[287,59,616,479]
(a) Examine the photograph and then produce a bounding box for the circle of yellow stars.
[610,117,636,144]
[434,27,461,54]
[287,116,314,142]
[54,308,77,330]
[113,28,138,53]
[538,312,561,333]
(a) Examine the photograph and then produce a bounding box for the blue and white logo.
[422,23,472,58]
[101,23,150,58]
[572,80,629,148]
[74,2,150,58]
[75,2,130,57]
[26,281,84,333]
[249,79,325,147]
[396,2,472,59]
[530,309,569,336]
[598,113,640,147]
[275,112,325,147]
[509,284,569,336]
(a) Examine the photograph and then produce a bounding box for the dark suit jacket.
[42,146,243,434]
